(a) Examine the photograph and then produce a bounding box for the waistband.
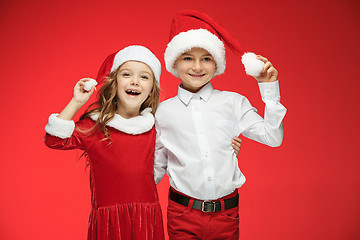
[169,188,238,213]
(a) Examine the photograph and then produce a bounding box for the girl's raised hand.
[73,78,96,105]
[57,78,97,120]
[254,56,278,83]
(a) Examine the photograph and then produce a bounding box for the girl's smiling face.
[173,47,217,93]
[116,61,154,118]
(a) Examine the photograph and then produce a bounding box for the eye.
[122,72,130,77]
[183,57,192,61]
[203,57,212,61]
[141,75,149,79]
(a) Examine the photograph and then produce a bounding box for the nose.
[130,76,140,85]
[192,59,202,72]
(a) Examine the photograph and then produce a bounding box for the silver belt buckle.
[201,201,215,212]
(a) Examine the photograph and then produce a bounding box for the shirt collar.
[178,82,214,106]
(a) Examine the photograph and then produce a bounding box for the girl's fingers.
[233,137,242,143]
[80,77,91,82]
[232,143,240,156]
[232,137,242,146]
[232,145,239,153]
[78,78,92,87]
[77,78,96,91]
[232,137,242,156]
[89,85,96,93]
[232,143,240,150]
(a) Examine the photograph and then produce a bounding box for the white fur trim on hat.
[89,107,154,135]
[45,114,75,139]
[241,52,265,77]
[164,29,226,77]
[111,45,161,83]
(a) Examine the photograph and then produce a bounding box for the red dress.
[45,116,164,240]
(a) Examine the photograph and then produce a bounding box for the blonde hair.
[79,65,160,140]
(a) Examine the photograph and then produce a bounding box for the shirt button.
[208,177,212,181]
[205,152,208,157]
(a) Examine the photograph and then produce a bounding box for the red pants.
[167,189,239,240]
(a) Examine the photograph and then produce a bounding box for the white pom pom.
[83,78,97,91]
[241,52,264,77]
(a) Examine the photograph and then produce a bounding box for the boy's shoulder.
[156,96,179,114]
[157,90,249,107]
[211,89,253,109]
[159,95,179,105]
[213,89,247,100]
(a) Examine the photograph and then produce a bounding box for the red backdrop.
[1,0,359,239]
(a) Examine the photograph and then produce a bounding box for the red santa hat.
[164,9,264,78]
[96,45,161,84]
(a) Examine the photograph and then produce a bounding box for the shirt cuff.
[258,81,280,100]
[45,113,75,139]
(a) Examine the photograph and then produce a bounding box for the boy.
[155,10,287,239]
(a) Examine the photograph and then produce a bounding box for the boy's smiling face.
[173,47,217,93]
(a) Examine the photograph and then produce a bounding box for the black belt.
[169,188,239,213]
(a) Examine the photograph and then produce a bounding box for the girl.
[44,45,164,240]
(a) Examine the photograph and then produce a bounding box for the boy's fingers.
[263,62,272,73]
[268,66,277,74]
[257,55,268,63]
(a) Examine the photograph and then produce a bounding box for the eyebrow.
[182,53,213,57]
[141,71,152,76]
[120,69,152,75]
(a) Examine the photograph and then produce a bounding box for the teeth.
[126,90,141,95]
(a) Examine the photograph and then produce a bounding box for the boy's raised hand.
[73,78,96,105]
[254,55,278,83]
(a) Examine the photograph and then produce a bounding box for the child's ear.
[172,59,178,69]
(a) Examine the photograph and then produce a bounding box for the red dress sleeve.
[44,114,91,151]
[44,130,85,150]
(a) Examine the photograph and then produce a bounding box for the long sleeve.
[154,119,168,184]
[236,81,287,147]
[44,113,85,150]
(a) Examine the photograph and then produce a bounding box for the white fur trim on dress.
[45,114,75,139]
[164,29,226,77]
[89,107,154,135]
[241,52,265,77]
[111,45,161,83]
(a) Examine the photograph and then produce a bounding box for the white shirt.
[154,81,287,200]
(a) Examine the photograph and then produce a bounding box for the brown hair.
[79,65,160,140]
